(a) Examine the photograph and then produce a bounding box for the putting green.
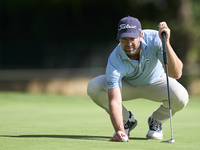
[0,92,199,150]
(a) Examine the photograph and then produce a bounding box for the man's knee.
[87,78,95,96]
[87,75,105,95]
[87,75,109,112]
[87,75,107,101]
[172,88,189,111]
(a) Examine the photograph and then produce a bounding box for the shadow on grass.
[0,135,147,141]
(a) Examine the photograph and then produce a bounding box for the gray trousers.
[87,73,189,124]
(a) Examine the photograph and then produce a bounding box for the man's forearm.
[158,22,183,79]
[108,88,125,133]
[166,42,183,79]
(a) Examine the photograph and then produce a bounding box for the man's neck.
[128,54,140,60]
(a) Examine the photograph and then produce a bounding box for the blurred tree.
[189,0,200,64]
[0,0,198,72]
[170,0,194,88]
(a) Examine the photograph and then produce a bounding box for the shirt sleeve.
[106,62,123,89]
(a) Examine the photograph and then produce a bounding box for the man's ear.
[139,32,143,41]
[140,32,143,37]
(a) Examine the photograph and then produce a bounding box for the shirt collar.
[141,38,147,50]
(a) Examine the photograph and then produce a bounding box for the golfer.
[87,16,189,142]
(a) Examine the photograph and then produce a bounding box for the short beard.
[124,48,138,55]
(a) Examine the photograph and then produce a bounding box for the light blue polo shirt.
[106,29,165,89]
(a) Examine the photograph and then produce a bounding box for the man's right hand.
[110,131,129,142]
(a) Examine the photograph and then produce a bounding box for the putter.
[161,32,175,143]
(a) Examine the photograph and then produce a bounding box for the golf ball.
[121,136,128,142]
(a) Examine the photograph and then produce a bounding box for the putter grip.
[161,32,168,64]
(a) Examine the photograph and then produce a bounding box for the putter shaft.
[161,32,174,142]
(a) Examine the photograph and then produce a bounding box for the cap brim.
[117,32,140,40]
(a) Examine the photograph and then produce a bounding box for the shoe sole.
[146,134,163,140]
[128,120,138,137]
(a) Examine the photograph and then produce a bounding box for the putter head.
[162,139,175,143]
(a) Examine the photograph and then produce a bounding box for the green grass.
[0,92,199,150]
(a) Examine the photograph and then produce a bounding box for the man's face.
[119,33,143,56]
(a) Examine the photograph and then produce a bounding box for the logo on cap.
[118,24,137,31]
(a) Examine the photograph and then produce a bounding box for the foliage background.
[0,0,199,94]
